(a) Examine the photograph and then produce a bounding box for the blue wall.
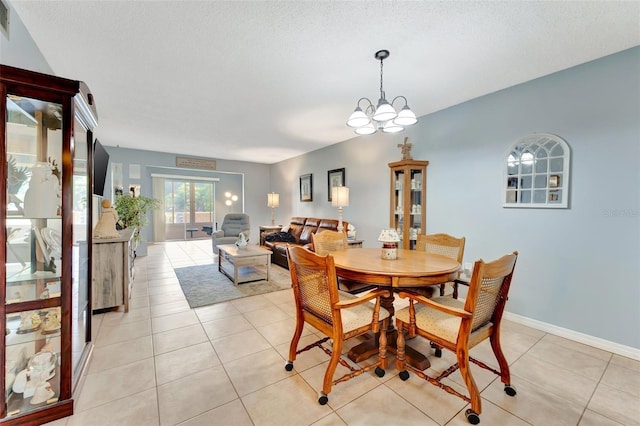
[270,47,640,350]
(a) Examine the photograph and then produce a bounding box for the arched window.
[504,133,570,208]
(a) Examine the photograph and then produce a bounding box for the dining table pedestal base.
[347,291,431,371]
[347,329,431,371]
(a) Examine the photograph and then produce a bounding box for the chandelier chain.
[379,57,384,96]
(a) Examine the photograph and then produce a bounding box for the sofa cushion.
[317,219,342,233]
[299,218,321,245]
[288,217,307,242]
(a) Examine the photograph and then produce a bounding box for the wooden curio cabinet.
[389,160,428,250]
[1,65,98,424]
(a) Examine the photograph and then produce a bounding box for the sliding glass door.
[164,179,214,240]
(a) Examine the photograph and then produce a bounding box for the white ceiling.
[10,1,640,164]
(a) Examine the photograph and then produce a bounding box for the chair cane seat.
[339,292,390,333]
[396,297,463,343]
[395,297,494,345]
[305,291,390,333]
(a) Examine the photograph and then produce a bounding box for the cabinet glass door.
[389,160,427,250]
[5,94,64,416]
[71,113,91,385]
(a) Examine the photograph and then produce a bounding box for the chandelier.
[347,50,417,135]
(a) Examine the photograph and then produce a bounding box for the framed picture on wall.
[300,173,313,202]
[327,168,345,202]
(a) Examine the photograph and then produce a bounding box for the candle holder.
[378,229,400,260]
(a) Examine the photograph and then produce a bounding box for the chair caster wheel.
[430,342,442,357]
[318,394,328,405]
[504,384,517,396]
[399,370,410,381]
[375,366,385,377]
[465,409,480,424]
[284,362,293,371]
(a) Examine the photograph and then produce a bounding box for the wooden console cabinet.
[92,228,135,312]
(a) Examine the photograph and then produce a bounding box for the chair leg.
[457,349,481,418]
[489,332,511,385]
[395,322,410,380]
[452,282,459,299]
[285,314,305,369]
[377,318,389,371]
[320,337,343,404]
[439,283,445,296]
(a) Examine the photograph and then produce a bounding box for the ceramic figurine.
[23,162,58,218]
[94,199,121,239]
[235,232,248,249]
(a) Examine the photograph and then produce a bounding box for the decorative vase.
[235,233,248,249]
[23,162,59,218]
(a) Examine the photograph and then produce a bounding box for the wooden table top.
[330,248,460,288]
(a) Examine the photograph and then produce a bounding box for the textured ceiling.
[10,1,640,164]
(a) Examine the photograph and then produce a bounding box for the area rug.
[174,263,292,308]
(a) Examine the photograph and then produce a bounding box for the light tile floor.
[46,240,640,426]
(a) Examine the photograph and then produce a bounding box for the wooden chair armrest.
[334,289,390,309]
[397,291,472,319]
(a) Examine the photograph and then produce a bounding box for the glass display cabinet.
[1,65,98,424]
[389,160,428,250]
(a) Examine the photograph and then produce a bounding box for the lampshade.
[378,229,400,242]
[393,105,417,126]
[331,186,349,207]
[267,192,280,208]
[355,122,376,135]
[347,107,370,128]
[372,98,397,122]
[382,120,404,133]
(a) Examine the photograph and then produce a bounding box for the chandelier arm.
[391,95,408,107]
[356,97,374,110]
[364,104,375,116]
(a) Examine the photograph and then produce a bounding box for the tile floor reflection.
[46,240,639,426]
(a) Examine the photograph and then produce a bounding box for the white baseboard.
[504,311,640,361]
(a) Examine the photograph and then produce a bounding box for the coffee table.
[217,244,271,286]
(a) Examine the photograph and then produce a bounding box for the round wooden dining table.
[330,248,460,370]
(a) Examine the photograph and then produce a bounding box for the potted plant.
[113,195,160,245]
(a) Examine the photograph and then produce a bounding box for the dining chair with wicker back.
[416,233,466,298]
[395,251,519,424]
[311,230,376,294]
[284,245,390,405]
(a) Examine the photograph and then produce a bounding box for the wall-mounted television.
[93,139,109,196]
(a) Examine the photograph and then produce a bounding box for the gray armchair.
[211,213,251,254]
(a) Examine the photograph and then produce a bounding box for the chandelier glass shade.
[347,50,417,135]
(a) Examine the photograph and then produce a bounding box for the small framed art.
[300,173,313,202]
[327,168,345,202]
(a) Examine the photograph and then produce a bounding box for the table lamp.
[331,186,349,232]
[378,228,400,260]
[267,192,279,226]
